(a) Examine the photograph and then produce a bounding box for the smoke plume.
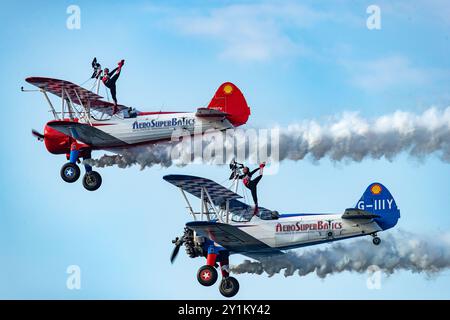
[230,230,450,278]
[86,107,450,169]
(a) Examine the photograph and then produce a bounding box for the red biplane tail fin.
[207,82,250,127]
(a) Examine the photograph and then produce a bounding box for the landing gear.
[219,277,239,298]
[195,248,240,297]
[197,265,218,287]
[82,171,102,191]
[372,233,381,245]
[195,263,241,297]
[372,236,381,245]
[60,145,103,191]
[60,162,80,183]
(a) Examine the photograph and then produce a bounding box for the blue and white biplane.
[164,169,400,298]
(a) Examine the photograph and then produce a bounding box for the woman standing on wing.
[102,59,125,114]
[239,162,266,215]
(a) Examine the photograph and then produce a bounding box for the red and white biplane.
[24,75,250,191]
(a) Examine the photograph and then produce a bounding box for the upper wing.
[26,77,128,114]
[342,208,380,220]
[163,175,242,206]
[47,121,127,147]
[163,174,274,218]
[26,77,103,103]
[186,221,283,256]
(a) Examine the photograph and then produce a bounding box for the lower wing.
[186,221,284,258]
[47,121,127,148]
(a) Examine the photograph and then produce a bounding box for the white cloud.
[163,2,327,62]
[341,55,429,92]
[381,0,450,27]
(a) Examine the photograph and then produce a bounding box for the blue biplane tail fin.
[355,183,400,230]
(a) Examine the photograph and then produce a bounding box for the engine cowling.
[183,228,204,258]
[43,122,72,155]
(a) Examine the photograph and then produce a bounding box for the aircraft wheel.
[82,171,102,191]
[60,163,80,183]
[372,236,381,246]
[219,277,240,298]
[197,265,218,287]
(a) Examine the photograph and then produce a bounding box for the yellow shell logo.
[223,84,233,94]
[370,184,382,195]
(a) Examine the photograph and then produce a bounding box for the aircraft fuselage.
[89,112,233,146]
[231,213,382,250]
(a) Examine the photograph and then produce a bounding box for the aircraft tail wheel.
[219,277,240,298]
[373,236,381,246]
[60,162,81,183]
[197,265,218,287]
[82,171,102,191]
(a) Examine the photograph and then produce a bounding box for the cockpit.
[90,106,139,121]
[230,208,280,222]
[122,107,138,118]
[259,210,280,220]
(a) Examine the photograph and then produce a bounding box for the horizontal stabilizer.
[195,108,228,120]
[342,208,380,220]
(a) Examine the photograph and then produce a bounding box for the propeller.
[170,236,185,264]
[32,129,44,142]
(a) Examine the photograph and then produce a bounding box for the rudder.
[355,182,400,230]
[207,82,250,127]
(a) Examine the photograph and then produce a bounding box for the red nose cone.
[44,122,71,154]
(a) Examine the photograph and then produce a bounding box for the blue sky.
[1,0,450,299]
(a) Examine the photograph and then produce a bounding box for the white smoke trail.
[86,107,450,169]
[87,143,179,169]
[230,230,450,278]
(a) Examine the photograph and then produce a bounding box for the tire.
[197,265,218,287]
[82,171,102,191]
[60,163,80,183]
[219,277,240,298]
[373,236,381,246]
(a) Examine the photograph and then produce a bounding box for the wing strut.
[179,188,197,221]
[42,90,59,120]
